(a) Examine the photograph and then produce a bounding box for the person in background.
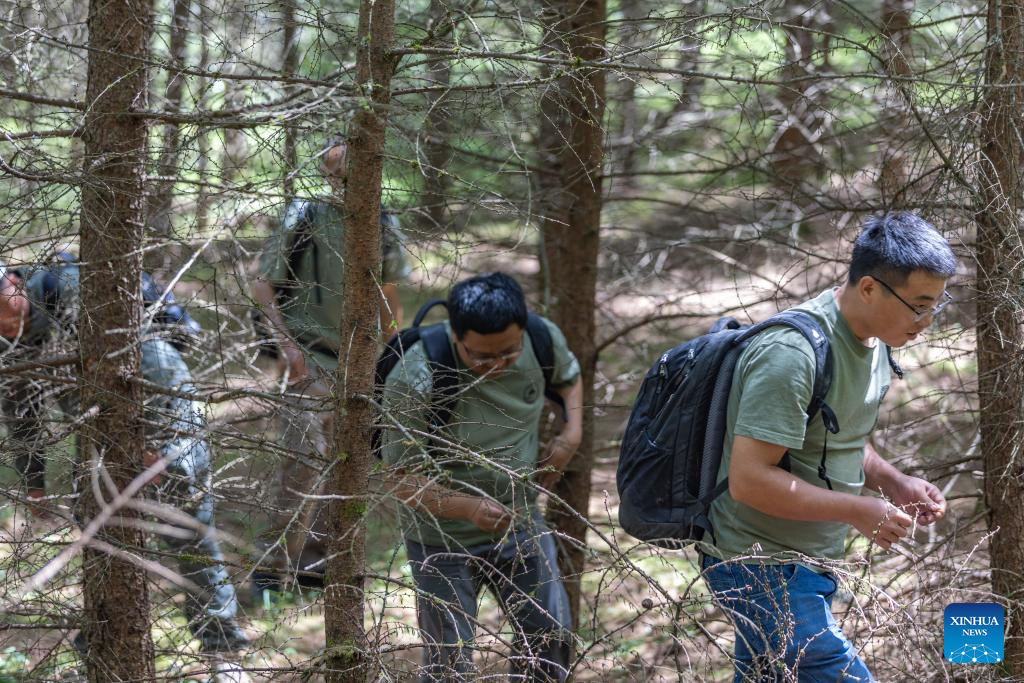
[250,138,410,586]
[0,257,250,680]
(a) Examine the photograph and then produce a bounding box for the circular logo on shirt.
[523,382,540,404]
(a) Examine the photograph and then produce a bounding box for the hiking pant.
[701,554,874,682]
[262,369,334,577]
[405,518,572,683]
[2,338,246,653]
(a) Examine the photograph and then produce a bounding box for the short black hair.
[448,272,528,339]
[848,212,957,286]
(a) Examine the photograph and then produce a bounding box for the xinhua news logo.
[944,603,1004,664]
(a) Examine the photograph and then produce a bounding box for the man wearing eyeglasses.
[380,272,583,682]
[701,212,957,682]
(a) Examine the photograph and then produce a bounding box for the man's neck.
[834,285,876,346]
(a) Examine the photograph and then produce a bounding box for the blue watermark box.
[944,602,1004,664]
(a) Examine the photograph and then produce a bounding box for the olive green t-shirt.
[258,199,410,369]
[381,318,580,549]
[706,289,892,563]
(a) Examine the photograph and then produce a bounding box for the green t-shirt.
[381,318,580,548]
[258,199,410,368]
[706,289,892,563]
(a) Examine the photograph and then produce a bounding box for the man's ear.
[855,275,877,303]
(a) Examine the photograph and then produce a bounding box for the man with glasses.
[380,272,583,682]
[701,212,957,682]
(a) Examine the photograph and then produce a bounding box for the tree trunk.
[78,0,155,680]
[978,0,1024,676]
[281,0,299,197]
[877,0,914,205]
[611,0,644,189]
[323,0,395,680]
[146,0,191,273]
[419,0,453,232]
[195,0,212,232]
[769,6,829,191]
[539,0,606,636]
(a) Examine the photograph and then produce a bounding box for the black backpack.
[616,310,901,549]
[373,299,568,455]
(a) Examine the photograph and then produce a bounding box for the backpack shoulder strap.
[740,310,837,432]
[281,200,320,304]
[412,299,447,328]
[419,323,460,433]
[885,345,904,379]
[525,313,568,421]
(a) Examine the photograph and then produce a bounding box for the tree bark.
[539,0,606,636]
[419,0,453,232]
[978,0,1024,676]
[195,0,212,231]
[146,0,191,273]
[769,5,829,191]
[281,0,299,197]
[78,0,155,680]
[323,0,395,680]
[877,0,914,205]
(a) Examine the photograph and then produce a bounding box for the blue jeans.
[405,519,572,683]
[701,555,874,682]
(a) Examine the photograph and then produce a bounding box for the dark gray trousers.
[405,516,572,683]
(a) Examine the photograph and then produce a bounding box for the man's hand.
[278,341,308,385]
[891,474,946,525]
[142,450,165,487]
[0,271,30,339]
[466,498,514,534]
[535,436,576,492]
[26,487,49,518]
[851,497,913,550]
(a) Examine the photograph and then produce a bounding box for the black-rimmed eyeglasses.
[873,276,953,323]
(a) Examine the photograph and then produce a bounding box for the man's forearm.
[731,462,863,524]
[389,472,477,521]
[557,379,583,446]
[863,443,906,498]
[252,279,296,345]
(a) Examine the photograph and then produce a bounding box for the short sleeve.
[380,342,434,469]
[258,199,307,284]
[542,318,581,388]
[731,331,816,451]
[22,263,80,345]
[381,212,412,283]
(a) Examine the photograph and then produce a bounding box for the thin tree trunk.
[612,0,643,189]
[323,0,395,680]
[540,0,606,637]
[877,0,914,205]
[978,0,1024,676]
[281,0,299,197]
[195,0,211,231]
[146,0,191,273]
[78,0,155,680]
[419,0,453,232]
[769,5,829,191]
